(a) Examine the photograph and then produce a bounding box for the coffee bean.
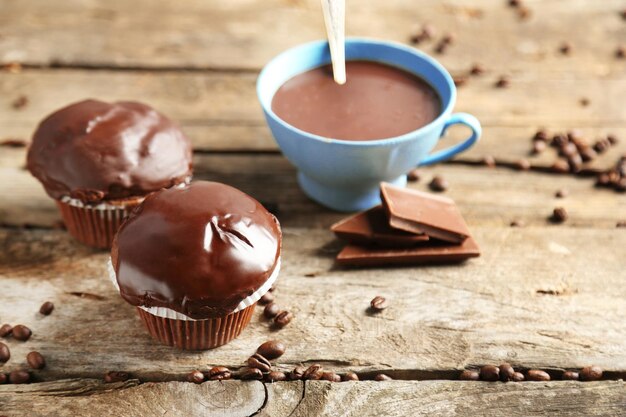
[39,301,54,316]
[562,371,579,381]
[517,6,532,19]
[26,351,45,370]
[407,168,421,182]
[9,370,30,384]
[508,0,521,7]
[453,76,468,87]
[580,365,603,381]
[607,134,618,145]
[442,33,456,44]
[567,154,583,173]
[429,176,448,192]
[551,134,569,148]
[259,292,274,305]
[342,372,359,381]
[12,325,31,341]
[559,42,572,55]
[0,342,10,362]
[420,24,436,40]
[370,296,388,312]
[104,371,130,383]
[0,324,12,338]
[257,340,286,360]
[579,97,590,107]
[533,129,549,142]
[509,219,524,227]
[526,370,550,381]
[495,76,510,88]
[186,370,205,384]
[273,310,294,328]
[321,371,341,382]
[0,373,6,384]
[459,370,480,381]
[532,140,546,154]
[0,138,28,148]
[290,366,306,380]
[11,95,28,110]
[240,367,263,381]
[482,155,496,168]
[616,46,625,59]
[617,221,626,228]
[621,9,626,20]
[596,173,611,187]
[579,147,596,162]
[551,207,568,223]
[303,364,324,380]
[479,365,500,382]
[559,142,578,158]
[470,64,485,76]
[555,189,568,199]
[206,366,232,381]
[434,41,448,54]
[263,303,280,319]
[500,363,515,382]
[266,371,287,382]
[247,353,272,372]
[374,374,393,381]
[514,159,531,171]
[512,372,525,382]
[593,139,609,154]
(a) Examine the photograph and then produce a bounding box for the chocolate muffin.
[109,181,282,350]
[27,99,193,248]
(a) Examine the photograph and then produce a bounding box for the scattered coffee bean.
[26,351,45,370]
[342,372,359,381]
[514,159,531,171]
[290,366,306,381]
[482,155,496,168]
[12,325,31,341]
[607,134,618,145]
[617,221,626,228]
[616,46,625,59]
[551,207,568,223]
[580,365,603,381]
[479,365,500,382]
[429,175,448,192]
[266,371,287,382]
[375,374,393,381]
[593,139,609,154]
[621,8,626,20]
[509,219,524,227]
[0,138,28,148]
[551,134,569,148]
[512,372,525,382]
[240,367,263,381]
[186,370,205,384]
[11,95,28,110]
[551,159,570,174]
[555,189,568,198]
[517,6,532,19]
[568,154,583,173]
[104,371,130,383]
[259,292,274,305]
[407,168,421,182]
[596,173,611,187]
[579,147,596,162]
[207,366,232,381]
[0,373,6,384]
[453,76,468,87]
[559,42,572,55]
[559,142,578,158]
[370,296,388,312]
[531,140,546,155]
[562,371,579,381]
[508,0,521,7]
[495,76,510,88]
[534,129,549,142]
[434,41,448,54]
[410,24,436,44]
[257,340,286,360]
[247,353,272,373]
[500,363,515,382]
[459,370,479,381]
[526,370,550,381]
[442,33,456,44]
[273,310,294,328]
[0,324,12,338]
[579,97,590,107]
[0,342,10,362]
[470,64,485,76]
[303,364,324,380]
[263,303,280,319]
[39,301,54,316]
[9,370,30,384]
[321,371,341,382]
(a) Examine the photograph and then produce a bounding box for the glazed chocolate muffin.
[110,181,282,350]
[27,99,192,248]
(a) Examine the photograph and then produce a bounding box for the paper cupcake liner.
[136,304,256,350]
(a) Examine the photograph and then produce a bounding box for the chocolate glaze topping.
[111,181,282,319]
[27,99,193,202]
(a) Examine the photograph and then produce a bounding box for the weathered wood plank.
[1,148,624,229]
[0,0,624,76]
[1,379,625,417]
[0,226,624,381]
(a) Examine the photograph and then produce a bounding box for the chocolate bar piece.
[331,206,429,247]
[336,236,480,267]
[380,183,471,244]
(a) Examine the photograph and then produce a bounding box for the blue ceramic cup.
[257,38,481,211]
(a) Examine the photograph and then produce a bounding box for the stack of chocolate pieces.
[332,183,480,266]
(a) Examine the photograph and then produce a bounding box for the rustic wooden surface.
[1,0,626,415]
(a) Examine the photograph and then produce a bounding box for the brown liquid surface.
[271,61,441,141]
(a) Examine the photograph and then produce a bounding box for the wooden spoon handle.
[320,0,346,85]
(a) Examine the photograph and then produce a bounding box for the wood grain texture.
[1,148,624,229]
[0,0,624,76]
[1,379,625,417]
[0,226,624,381]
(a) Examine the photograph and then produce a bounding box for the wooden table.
[1,0,625,415]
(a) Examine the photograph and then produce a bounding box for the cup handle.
[418,113,481,166]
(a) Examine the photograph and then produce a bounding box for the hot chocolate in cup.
[257,38,481,212]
